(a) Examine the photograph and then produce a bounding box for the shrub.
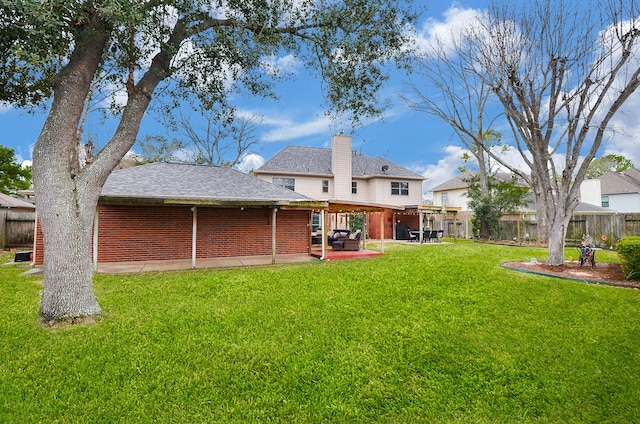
[616,236,640,280]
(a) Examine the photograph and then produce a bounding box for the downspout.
[191,206,197,268]
[272,207,278,264]
[319,209,327,260]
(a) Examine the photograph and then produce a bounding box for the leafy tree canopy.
[464,172,530,239]
[0,0,419,121]
[586,154,635,178]
[0,145,31,194]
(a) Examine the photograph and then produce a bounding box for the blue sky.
[2,1,639,200]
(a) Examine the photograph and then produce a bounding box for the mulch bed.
[502,260,640,289]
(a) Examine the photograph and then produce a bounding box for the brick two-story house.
[254,133,426,239]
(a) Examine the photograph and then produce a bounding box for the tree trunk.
[32,11,164,324]
[535,191,548,244]
[545,198,574,266]
[37,189,101,323]
[33,13,108,324]
[33,97,105,324]
[546,220,566,266]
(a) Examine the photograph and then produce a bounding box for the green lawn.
[1,242,639,423]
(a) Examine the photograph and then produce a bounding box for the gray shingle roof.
[431,172,526,191]
[574,201,615,213]
[256,145,424,179]
[101,162,312,202]
[600,169,640,195]
[0,192,35,209]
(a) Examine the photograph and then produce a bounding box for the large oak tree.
[0,0,418,324]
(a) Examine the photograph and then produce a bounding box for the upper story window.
[441,192,448,207]
[322,179,329,193]
[391,181,409,196]
[601,196,609,208]
[352,181,358,194]
[273,177,295,191]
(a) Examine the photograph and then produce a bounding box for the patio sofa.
[332,230,362,251]
[327,229,350,245]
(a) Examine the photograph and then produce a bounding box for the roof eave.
[253,170,334,178]
[100,195,320,208]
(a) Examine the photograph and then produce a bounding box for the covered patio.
[310,199,403,260]
[394,205,462,242]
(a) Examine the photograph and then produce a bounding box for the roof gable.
[256,145,424,179]
[600,169,640,195]
[101,162,312,202]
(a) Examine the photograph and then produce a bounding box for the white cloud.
[414,145,469,200]
[409,6,485,56]
[235,153,264,173]
[261,54,300,78]
[263,117,332,141]
[0,102,13,114]
[253,111,336,142]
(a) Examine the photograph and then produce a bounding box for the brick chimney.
[331,132,352,201]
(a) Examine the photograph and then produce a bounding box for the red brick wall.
[396,213,420,230]
[196,207,310,258]
[33,204,311,265]
[97,205,193,263]
[368,210,394,239]
[34,218,43,265]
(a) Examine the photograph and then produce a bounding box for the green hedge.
[616,236,640,280]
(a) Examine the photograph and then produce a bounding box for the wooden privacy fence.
[0,210,36,249]
[442,213,640,247]
[498,213,640,247]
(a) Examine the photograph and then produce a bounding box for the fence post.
[0,210,6,250]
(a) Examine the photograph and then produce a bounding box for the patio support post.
[92,206,99,272]
[191,206,197,268]
[380,209,385,253]
[392,211,396,240]
[453,211,458,242]
[320,209,327,260]
[272,207,278,264]
[419,210,424,243]
[361,211,366,248]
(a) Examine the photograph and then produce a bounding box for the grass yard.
[1,241,639,423]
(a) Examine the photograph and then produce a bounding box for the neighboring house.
[431,172,617,239]
[431,172,529,212]
[0,192,36,249]
[599,169,640,212]
[33,163,324,269]
[432,172,603,212]
[431,174,474,212]
[254,133,425,238]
